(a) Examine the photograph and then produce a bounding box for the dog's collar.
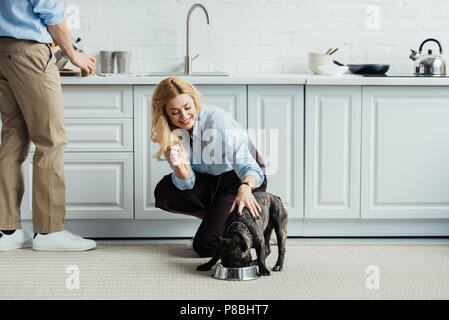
[226,221,252,249]
[227,221,250,234]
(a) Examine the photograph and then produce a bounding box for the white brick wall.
[63,0,449,74]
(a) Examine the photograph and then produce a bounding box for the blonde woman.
[152,77,267,257]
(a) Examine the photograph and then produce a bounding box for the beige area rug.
[1,241,448,300]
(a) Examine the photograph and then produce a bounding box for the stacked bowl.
[308,52,348,75]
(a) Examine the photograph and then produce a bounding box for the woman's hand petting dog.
[229,185,262,220]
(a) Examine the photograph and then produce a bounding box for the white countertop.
[60,73,307,85]
[59,73,449,86]
[305,74,449,86]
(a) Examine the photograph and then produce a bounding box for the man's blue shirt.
[0,0,65,43]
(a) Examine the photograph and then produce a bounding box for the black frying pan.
[334,60,390,74]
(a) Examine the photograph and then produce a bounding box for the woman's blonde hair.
[150,77,202,173]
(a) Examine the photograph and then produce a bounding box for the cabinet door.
[361,86,449,219]
[22,153,133,219]
[248,85,303,219]
[305,86,361,218]
[134,85,247,219]
[196,85,247,128]
[28,119,134,153]
[62,85,133,118]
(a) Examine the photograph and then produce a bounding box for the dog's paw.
[272,264,283,272]
[196,263,213,271]
[259,265,271,276]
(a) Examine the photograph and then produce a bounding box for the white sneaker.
[0,229,33,251]
[33,230,96,252]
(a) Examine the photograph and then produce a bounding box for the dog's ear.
[232,233,248,252]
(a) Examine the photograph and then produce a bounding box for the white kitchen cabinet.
[63,118,133,152]
[3,119,133,152]
[196,85,247,127]
[305,86,361,218]
[361,86,449,219]
[20,85,134,221]
[134,85,247,219]
[248,85,304,219]
[22,152,134,219]
[4,80,449,237]
[28,119,134,153]
[61,85,133,118]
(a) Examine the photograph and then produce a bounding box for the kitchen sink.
[98,71,232,77]
[141,71,232,77]
[97,4,231,79]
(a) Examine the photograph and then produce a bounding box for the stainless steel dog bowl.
[212,261,260,281]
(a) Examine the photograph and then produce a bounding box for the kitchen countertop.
[59,73,307,85]
[305,74,449,86]
[59,73,449,86]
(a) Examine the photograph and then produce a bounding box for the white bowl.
[308,53,333,74]
[308,52,330,60]
[318,65,349,76]
[309,60,333,74]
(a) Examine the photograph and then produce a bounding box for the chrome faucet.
[185,3,210,75]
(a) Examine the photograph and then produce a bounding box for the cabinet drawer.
[62,85,133,118]
[22,153,134,219]
[29,119,133,152]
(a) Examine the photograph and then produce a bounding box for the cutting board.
[59,69,82,77]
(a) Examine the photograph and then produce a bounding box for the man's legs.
[0,64,31,230]
[0,39,67,233]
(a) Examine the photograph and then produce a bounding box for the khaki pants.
[0,38,67,233]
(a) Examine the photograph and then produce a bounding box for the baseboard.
[302,219,449,237]
[20,218,449,238]
[21,218,302,238]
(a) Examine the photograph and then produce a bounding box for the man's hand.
[69,51,96,76]
[46,19,96,76]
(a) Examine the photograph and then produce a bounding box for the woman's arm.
[220,125,264,219]
[165,145,196,190]
[172,163,191,180]
[230,174,262,219]
[205,108,264,218]
[242,174,258,188]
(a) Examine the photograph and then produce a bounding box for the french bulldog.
[196,192,288,276]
